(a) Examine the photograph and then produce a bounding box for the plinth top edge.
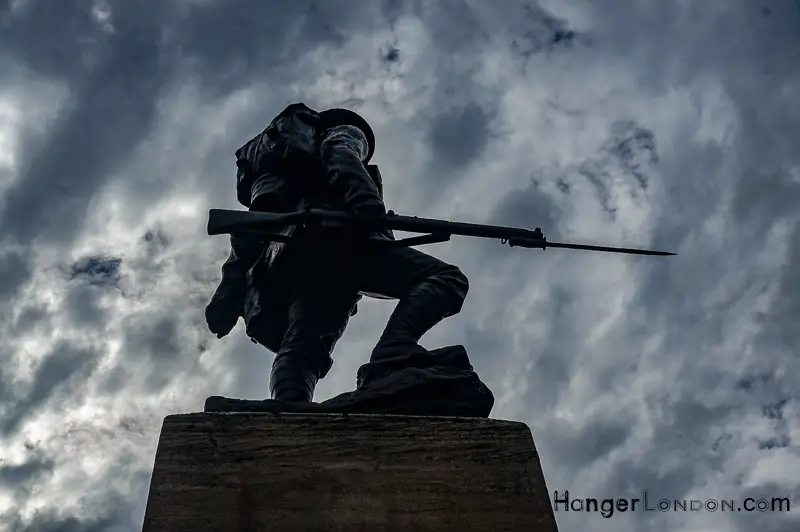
[163,412,529,428]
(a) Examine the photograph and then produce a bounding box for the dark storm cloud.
[163,0,414,102]
[70,256,122,285]
[576,121,657,219]
[0,342,100,436]
[603,121,656,192]
[458,266,582,417]
[455,171,567,398]
[11,305,49,335]
[756,222,800,353]
[1,0,119,81]
[406,0,586,204]
[641,140,730,251]
[426,101,495,172]
[0,348,14,403]
[513,286,582,413]
[534,5,800,530]
[571,0,799,343]
[0,0,397,247]
[0,249,33,300]
[418,97,500,193]
[62,283,109,328]
[548,412,633,470]
[167,0,396,92]
[0,2,164,246]
[0,453,55,492]
[120,313,191,393]
[585,0,800,239]
[141,228,170,255]
[423,0,490,52]
[416,68,500,187]
[489,176,563,233]
[381,45,400,63]
[508,3,585,59]
[595,0,800,382]
[58,256,123,327]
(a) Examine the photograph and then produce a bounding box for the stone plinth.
[142,413,558,532]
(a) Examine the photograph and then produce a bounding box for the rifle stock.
[207,209,301,236]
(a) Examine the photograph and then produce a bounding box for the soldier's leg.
[270,287,359,402]
[356,246,469,360]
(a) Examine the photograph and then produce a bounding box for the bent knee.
[436,263,469,303]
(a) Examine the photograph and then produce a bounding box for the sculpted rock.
[205,344,494,418]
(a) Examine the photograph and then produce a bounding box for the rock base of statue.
[204,344,494,417]
[142,413,560,531]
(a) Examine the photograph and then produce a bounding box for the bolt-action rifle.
[206,208,676,256]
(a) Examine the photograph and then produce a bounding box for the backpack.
[234,103,321,209]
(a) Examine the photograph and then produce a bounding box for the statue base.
[142,413,559,531]
[204,344,494,417]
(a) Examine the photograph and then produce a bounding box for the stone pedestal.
[142,413,558,532]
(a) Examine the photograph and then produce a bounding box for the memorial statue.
[202,103,673,417]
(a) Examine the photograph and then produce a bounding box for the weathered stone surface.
[204,344,494,417]
[142,413,559,532]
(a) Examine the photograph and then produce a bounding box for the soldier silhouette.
[204,103,469,402]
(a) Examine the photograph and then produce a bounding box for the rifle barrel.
[306,209,544,240]
[207,208,677,256]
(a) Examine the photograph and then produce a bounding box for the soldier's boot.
[269,354,319,402]
[371,266,469,361]
[269,288,353,403]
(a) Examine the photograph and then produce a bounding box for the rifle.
[207,208,676,256]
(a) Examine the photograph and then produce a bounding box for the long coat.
[207,103,391,352]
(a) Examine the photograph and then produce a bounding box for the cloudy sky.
[1,0,799,530]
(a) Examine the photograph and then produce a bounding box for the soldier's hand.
[352,203,386,222]
[350,204,386,238]
[205,298,239,339]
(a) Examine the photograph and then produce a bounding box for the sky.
[0,0,798,530]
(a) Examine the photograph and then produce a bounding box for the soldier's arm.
[319,125,385,216]
[249,172,302,213]
[209,233,263,308]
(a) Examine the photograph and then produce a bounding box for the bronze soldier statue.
[204,103,469,403]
